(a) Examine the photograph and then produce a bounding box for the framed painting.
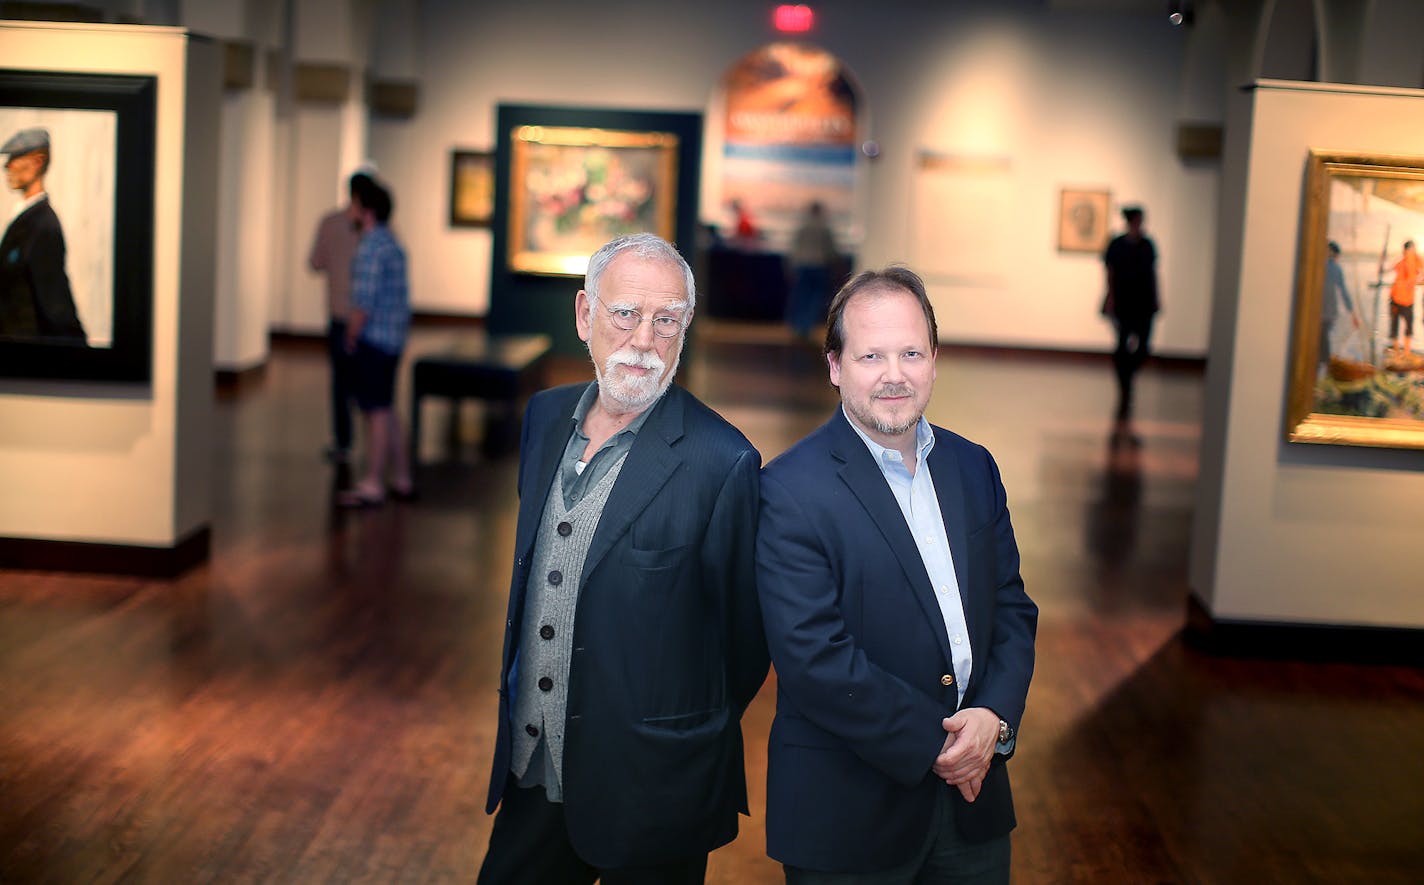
[449,149,493,228]
[507,124,678,276]
[1057,188,1110,254]
[0,69,155,382]
[1286,150,1424,449]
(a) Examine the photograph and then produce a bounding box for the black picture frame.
[0,69,156,383]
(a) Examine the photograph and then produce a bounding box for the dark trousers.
[784,785,1009,885]
[1112,314,1154,413]
[477,779,708,885]
[327,319,354,451]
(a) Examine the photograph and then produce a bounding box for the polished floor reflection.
[1,325,1421,883]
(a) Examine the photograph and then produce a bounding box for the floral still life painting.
[507,125,678,276]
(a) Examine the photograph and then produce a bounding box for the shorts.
[351,340,400,411]
[1390,301,1414,339]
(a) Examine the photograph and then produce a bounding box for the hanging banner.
[721,42,859,239]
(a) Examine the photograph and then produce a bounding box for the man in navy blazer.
[478,234,768,884]
[757,266,1037,883]
[1,127,86,342]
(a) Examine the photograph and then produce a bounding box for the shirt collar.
[842,405,934,470]
[571,381,658,440]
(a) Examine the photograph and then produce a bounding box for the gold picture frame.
[1286,150,1424,449]
[507,125,678,276]
[1057,188,1110,254]
[449,149,493,227]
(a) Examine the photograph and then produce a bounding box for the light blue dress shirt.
[844,408,972,708]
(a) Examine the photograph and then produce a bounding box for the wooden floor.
[2,323,1422,884]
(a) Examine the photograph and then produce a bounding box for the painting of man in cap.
[1,126,87,342]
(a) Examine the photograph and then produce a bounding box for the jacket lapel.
[579,385,685,585]
[829,411,954,671]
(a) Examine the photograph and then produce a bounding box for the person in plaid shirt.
[338,178,414,507]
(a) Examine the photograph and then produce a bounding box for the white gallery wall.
[1190,80,1424,629]
[363,0,1216,357]
[0,21,219,548]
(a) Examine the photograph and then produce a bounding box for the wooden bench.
[409,332,551,461]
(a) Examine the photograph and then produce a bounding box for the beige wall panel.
[0,21,216,547]
[1200,80,1424,627]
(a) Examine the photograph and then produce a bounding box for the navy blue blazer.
[757,409,1037,872]
[485,382,769,868]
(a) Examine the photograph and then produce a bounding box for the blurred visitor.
[308,169,374,465]
[337,178,414,508]
[1102,205,1159,419]
[785,201,837,341]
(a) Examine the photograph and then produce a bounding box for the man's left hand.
[932,707,999,802]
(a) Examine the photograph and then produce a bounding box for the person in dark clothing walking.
[1102,206,1159,418]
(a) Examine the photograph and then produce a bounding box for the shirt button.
[557,521,572,537]
[940,674,955,686]
[539,624,555,640]
[538,676,553,692]
[525,724,539,737]
[938,585,950,594]
[548,570,562,586]
[953,635,964,645]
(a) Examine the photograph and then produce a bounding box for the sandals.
[336,484,386,508]
[336,481,418,508]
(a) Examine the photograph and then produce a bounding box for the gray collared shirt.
[559,382,657,510]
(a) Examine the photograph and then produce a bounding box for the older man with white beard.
[477,233,769,885]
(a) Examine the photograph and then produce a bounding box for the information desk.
[704,245,788,321]
[409,332,551,460]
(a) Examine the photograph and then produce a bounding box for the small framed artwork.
[0,68,156,382]
[1285,150,1424,449]
[1057,188,1111,254]
[507,124,678,276]
[449,149,493,228]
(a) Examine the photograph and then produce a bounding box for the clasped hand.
[932,707,998,802]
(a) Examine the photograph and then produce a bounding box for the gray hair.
[584,233,696,317]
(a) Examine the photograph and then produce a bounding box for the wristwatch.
[997,719,1015,744]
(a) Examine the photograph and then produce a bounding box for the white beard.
[595,346,679,414]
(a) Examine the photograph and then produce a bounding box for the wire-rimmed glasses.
[593,296,687,339]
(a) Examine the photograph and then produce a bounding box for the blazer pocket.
[637,707,728,735]
[621,542,690,572]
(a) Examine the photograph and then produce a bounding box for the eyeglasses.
[593,296,687,339]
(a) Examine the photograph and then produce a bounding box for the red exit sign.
[774,4,814,32]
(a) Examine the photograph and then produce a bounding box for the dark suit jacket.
[485,382,769,868]
[757,409,1037,872]
[0,198,86,341]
